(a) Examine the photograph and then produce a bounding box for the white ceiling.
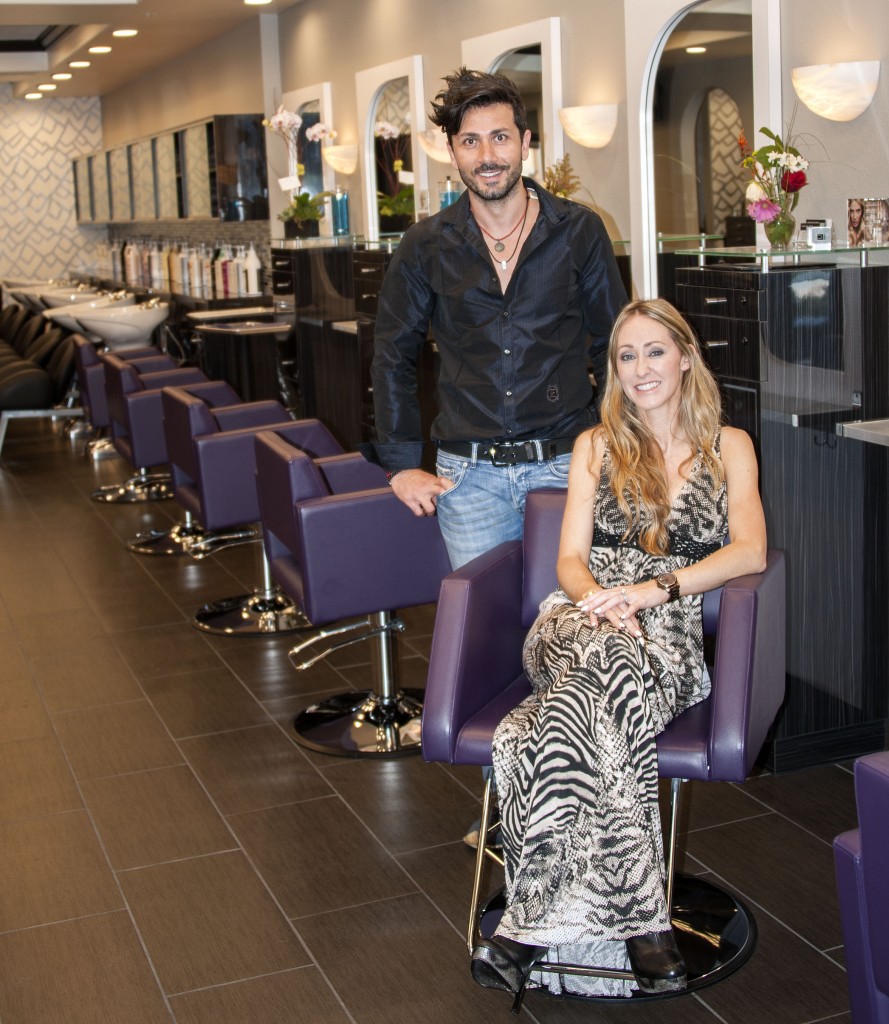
[0,0,298,98]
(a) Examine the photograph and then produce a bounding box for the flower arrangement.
[739,126,809,225]
[263,105,337,194]
[374,117,411,199]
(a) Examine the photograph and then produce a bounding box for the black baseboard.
[764,720,888,774]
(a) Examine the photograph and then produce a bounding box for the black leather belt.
[438,437,575,465]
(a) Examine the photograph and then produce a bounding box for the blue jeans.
[435,448,571,569]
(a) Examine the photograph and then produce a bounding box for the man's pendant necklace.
[477,191,531,259]
[488,192,531,271]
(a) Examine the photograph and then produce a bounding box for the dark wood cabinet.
[676,262,889,771]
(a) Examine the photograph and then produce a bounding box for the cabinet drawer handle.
[704,296,728,305]
[361,293,377,301]
[358,266,377,274]
[705,340,729,349]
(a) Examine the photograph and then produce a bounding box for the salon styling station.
[674,242,889,771]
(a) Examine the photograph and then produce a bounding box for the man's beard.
[458,160,523,203]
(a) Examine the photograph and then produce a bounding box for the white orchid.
[745,180,767,203]
[305,122,337,143]
[374,120,402,141]
[263,105,303,138]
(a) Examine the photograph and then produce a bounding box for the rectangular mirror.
[153,133,180,220]
[130,139,156,220]
[109,147,132,222]
[181,122,214,219]
[91,152,110,222]
[73,157,91,222]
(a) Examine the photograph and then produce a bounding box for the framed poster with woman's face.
[848,197,889,246]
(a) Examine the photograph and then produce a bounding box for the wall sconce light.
[418,128,452,164]
[558,104,618,148]
[791,61,880,121]
[322,144,358,175]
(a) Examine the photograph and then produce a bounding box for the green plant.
[542,154,597,210]
[543,154,582,199]
[377,185,415,218]
[278,190,332,223]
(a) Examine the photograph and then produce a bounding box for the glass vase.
[764,211,796,250]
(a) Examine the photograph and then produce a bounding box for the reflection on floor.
[0,420,853,1023]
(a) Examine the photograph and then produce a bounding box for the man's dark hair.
[429,66,528,142]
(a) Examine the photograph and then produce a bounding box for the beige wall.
[101,19,265,147]
[779,0,889,234]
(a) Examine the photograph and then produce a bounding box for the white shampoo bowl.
[43,294,136,334]
[73,302,170,350]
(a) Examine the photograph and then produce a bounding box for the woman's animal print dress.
[492,437,728,997]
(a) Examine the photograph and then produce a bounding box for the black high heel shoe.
[625,929,687,993]
[470,935,548,996]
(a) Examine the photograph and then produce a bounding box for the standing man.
[372,66,627,570]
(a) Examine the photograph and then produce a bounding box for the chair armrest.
[423,540,526,764]
[124,355,176,375]
[834,830,880,1024]
[136,367,207,390]
[707,548,786,780]
[258,419,344,460]
[122,388,175,467]
[316,453,388,493]
[177,380,242,408]
[212,400,291,432]
[194,420,296,526]
[294,488,452,624]
[855,752,889,997]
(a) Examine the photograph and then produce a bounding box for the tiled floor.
[0,420,855,1023]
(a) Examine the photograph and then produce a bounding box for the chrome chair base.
[85,437,121,461]
[476,875,756,1003]
[292,689,424,758]
[193,589,309,636]
[126,519,212,556]
[91,472,172,503]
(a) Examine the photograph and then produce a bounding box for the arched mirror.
[462,19,564,182]
[651,0,752,297]
[356,55,427,240]
[626,0,781,296]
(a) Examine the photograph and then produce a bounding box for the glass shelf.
[658,232,722,253]
[674,241,889,272]
[272,235,364,251]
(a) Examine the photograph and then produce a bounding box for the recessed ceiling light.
[25,93,43,100]
[70,61,91,68]
[88,46,112,54]
[113,29,138,37]
[38,83,57,91]
[52,72,73,80]
[686,46,707,54]
[244,0,273,6]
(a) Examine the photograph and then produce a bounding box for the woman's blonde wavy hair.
[597,298,724,555]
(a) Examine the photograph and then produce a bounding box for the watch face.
[658,572,677,587]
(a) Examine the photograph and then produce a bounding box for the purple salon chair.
[254,428,453,757]
[423,488,786,1004]
[161,385,343,636]
[72,335,161,460]
[91,351,206,504]
[834,752,889,1024]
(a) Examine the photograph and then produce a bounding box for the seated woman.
[470,298,767,1000]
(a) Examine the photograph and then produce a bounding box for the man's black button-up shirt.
[371,181,628,472]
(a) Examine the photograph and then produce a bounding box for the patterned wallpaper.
[0,84,106,283]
